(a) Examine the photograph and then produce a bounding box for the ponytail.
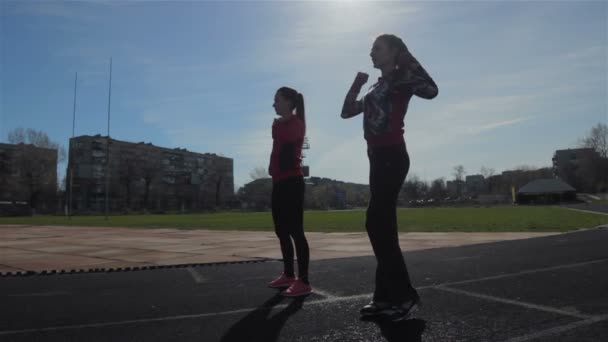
[277,86,305,129]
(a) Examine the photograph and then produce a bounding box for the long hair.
[277,86,305,129]
[376,34,410,75]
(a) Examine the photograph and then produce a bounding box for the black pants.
[271,176,309,281]
[366,142,416,303]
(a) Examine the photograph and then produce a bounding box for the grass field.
[1,206,607,232]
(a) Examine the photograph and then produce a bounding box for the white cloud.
[310,138,369,184]
[469,117,533,134]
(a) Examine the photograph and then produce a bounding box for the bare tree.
[15,145,57,214]
[214,159,232,208]
[403,174,428,201]
[579,123,608,158]
[428,178,446,200]
[453,165,465,181]
[7,129,61,213]
[479,166,495,193]
[480,166,495,179]
[452,165,466,197]
[8,128,66,163]
[118,157,140,210]
[140,153,161,210]
[249,166,269,181]
[8,128,25,144]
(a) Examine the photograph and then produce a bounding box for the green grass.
[0,206,606,233]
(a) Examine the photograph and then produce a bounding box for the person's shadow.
[362,316,426,342]
[219,294,304,342]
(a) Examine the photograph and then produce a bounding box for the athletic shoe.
[281,279,312,297]
[267,274,295,288]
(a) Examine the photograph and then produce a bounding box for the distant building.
[465,174,486,196]
[446,180,465,197]
[517,178,576,204]
[67,135,233,212]
[552,148,601,192]
[499,168,553,194]
[237,178,272,211]
[501,169,527,180]
[0,143,57,214]
[553,148,598,171]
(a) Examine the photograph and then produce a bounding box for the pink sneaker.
[281,279,312,297]
[267,274,295,288]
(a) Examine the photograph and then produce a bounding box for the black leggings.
[271,176,309,282]
[366,142,417,303]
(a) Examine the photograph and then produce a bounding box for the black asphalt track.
[1,227,607,341]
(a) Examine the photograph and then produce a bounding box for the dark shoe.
[388,295,421,322]
[360,295,421,321]
[360,301,393,317]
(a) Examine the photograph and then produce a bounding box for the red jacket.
[269,116,305,182]
[363,80,412,146]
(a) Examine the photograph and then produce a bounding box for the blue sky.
[1,0,606,190]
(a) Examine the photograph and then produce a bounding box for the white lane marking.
[563,207,608,216]
[186,267,205,283]
[2,258,606,336]
[0,308,258,336]
[0,290,386,336]
[437,258,608,287]
[312,287,337,299]
[436,286,591,319]
[0,286,589,336]
[503,314,608,342]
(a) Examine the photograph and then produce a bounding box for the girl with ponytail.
[341,34,438,321]
[266,86,312,297]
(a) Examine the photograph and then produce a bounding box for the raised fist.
[351,72,369,91]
